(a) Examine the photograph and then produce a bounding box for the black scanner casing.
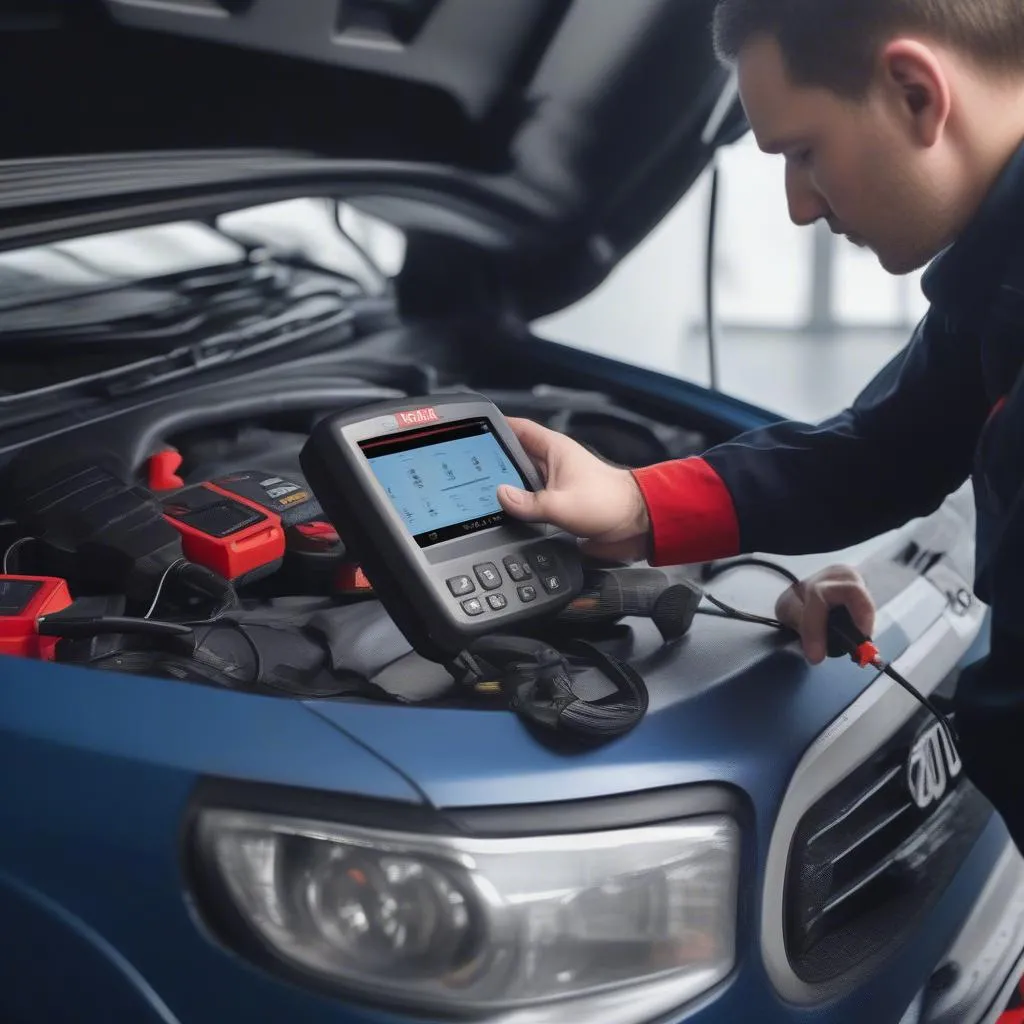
[300,393,584,662]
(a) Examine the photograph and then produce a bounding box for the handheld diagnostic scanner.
[300,393,584,660]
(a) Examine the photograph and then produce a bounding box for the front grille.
[785,708,993,983]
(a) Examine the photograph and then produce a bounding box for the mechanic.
[497,0,1024,853]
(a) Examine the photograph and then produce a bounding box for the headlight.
[193,809,740,1022]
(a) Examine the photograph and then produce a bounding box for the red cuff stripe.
[632,458,741,566]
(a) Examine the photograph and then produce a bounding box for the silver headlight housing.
[193,808,740,1022]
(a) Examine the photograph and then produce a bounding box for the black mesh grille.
[785,709,992,984]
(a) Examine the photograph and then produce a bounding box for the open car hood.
[0,0,747,317]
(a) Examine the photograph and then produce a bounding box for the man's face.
[737,36,958,274]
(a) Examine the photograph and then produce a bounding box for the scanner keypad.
[450,545,566,618]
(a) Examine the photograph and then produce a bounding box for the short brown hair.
[712,0,1024,96]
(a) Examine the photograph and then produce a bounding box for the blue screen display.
[361,419,527,547]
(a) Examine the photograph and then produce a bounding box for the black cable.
[49,607,343,699]
[702,556,958,748]
[458,635,648,741]
[172,561,239,616]
[186,616,263,687]
[559,640,649,737]
[222,620,264,689]
[2,536,32,574]
[701,591,788,630]
[705,162,721,391]
[702,557,801,586]
[878,661,959,747]
[823,603,957,747]
[332,204,392,296]
[189,616,358,699]
[37,616,194,639]
[699,556,799,628]
[143,557,188,618]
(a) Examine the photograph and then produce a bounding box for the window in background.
[217,198,406,295]
[338,201,407,278]
[714,134,812,331]
[532,172,715,385]
[833,239,928,329]
[534,133,929,423]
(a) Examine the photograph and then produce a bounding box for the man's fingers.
[800,590,831,665]
[497,483,549,523]
[497,483,584,533]
[774,583,804,632]
[820,579,876,637]
[497,420,557,521]
[505,417,557,465]
[774,567,877,666]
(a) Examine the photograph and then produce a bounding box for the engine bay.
[0,354,711,709]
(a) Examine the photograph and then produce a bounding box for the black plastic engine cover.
[1,446,184,611]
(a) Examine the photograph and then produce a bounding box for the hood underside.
[0,0,747,315]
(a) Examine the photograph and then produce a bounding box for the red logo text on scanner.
[396,407,440,428]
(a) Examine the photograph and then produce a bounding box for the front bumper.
[899,840,1024,1024]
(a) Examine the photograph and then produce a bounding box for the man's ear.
[878,39,951,146]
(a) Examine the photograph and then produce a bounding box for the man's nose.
[786,166,830,227]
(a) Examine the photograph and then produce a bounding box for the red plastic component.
[294,521,340,542]
[335,563,373,594]
[999,992,1024,1024]
[855,641,880,669]
[0,576,73,660]
[164,482,285,581]
[148,449,185,492]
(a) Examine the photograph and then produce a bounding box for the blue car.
[0,2,1022,1023]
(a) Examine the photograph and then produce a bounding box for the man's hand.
[497,417,651,562]
[775,564,876,665]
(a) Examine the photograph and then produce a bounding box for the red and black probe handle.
[826,605,881,668]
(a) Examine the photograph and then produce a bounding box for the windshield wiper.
[0,294,362,428]
[0,255,366,348]
[101,297,358,397]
